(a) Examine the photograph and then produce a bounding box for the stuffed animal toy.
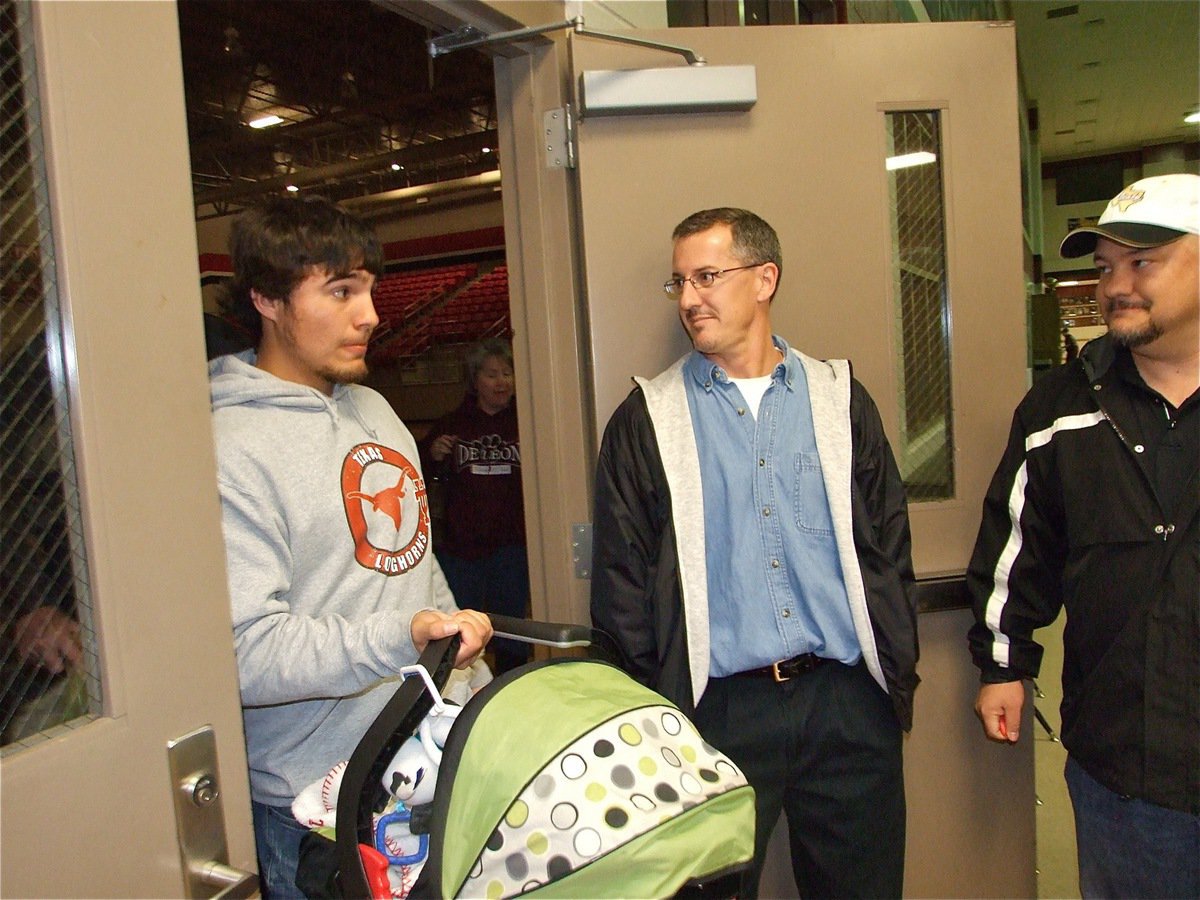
[381,732,440,807]
[292,659,490,899]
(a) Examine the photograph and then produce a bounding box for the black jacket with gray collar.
[590,349,919,731]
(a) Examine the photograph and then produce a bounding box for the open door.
[1,5,255,896]
[568,21,1032,899]
[572,21,1027,580]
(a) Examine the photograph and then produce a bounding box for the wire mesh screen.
[885,110,955,502]
[1,0,102,751]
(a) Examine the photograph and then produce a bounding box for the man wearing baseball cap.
[967,173,1198,898]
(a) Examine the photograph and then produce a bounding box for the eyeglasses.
[663,264,764,297]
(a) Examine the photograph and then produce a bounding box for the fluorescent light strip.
[1186,111,1200,124]
[886,151,937,171]
[249,114,284,129]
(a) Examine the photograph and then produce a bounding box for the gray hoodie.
[209,351,456,805]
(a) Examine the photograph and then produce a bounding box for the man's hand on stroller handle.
[411,608,493,669]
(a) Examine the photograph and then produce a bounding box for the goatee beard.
[1110,323,1163,349]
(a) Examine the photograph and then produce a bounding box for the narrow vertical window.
[1,0,101,749]
[885,110,954,501]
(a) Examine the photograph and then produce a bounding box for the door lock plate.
[167,726,258,898]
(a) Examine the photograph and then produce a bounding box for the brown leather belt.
[736,653,828,682]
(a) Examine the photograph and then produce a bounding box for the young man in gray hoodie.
[208,196,491,898]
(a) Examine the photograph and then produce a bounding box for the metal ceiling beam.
[193,128,498,208]
[341,168,501,210]
[344,171,503,224]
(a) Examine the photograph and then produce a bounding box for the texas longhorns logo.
[342,443,430,576]
[346,470,407,531]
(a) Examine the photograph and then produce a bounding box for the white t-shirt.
[728,374,773,421]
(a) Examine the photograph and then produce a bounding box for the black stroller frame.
[314,619,753,900]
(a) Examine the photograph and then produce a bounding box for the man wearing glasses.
[591,208,918,898]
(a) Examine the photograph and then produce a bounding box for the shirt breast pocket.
[794,451,835,536]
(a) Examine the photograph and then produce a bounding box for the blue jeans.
[252,799,309,900]
[1065,756,1200,899]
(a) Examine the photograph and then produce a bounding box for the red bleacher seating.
[369,262,511,365]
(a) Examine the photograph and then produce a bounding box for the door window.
[885,109,955,502]
[1,0,101,750]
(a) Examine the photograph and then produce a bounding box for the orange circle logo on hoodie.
[342,442,430,576]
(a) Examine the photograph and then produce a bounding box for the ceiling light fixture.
[1186,111,1200,124]
[285,184,299,193]
[249,114,285,129]
[885,151,936,171]
[391,163,402,171]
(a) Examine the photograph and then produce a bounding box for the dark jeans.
[252,799,309,900]
[691,660,905,899]
[1065,756,1200,899]
[437,545,531,674]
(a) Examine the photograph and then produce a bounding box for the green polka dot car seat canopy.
[413,659,755,899]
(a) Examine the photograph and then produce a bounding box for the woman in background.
[420,339,530,674]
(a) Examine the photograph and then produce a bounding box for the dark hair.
[221,196,384,342]
[465,337,513,389]
[672,207,783,299]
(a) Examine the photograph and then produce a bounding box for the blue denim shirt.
[683,337,862,677]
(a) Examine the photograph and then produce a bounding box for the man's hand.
[410,608,493,669]
[975,680,1026,743]
[10,607,82,675]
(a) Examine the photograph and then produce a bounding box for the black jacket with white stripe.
[967,334,1198,814]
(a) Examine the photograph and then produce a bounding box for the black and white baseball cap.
[1060,173,1200,258]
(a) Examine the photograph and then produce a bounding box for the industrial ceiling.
[177,0,498,221]
[176,1,1197,222]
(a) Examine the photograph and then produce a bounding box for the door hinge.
[543,105,576,170]
[572,522,592,578]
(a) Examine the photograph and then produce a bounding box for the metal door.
[566,21,1033,898]
[0,4,255,896]
[571,21,1028,579]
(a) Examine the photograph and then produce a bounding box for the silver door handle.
[191,861,259,899]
